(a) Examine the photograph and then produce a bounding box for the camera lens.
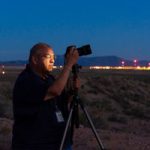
[77,44,92,56]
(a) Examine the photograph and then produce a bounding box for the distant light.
[2,71,5,74]
[53,66,57,69]
[136,66,141,69]
[121,61,125,66]
[133,59,138,67]
[105,66,111,69]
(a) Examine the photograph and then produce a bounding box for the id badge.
[55,110,64,123]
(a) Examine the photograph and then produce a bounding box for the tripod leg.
[59,107,74,150]
[79,101,105,150]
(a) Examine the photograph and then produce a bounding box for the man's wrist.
[64,65,72,72]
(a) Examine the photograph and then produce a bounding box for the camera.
[77,44,92,56]
[65,44,92,57]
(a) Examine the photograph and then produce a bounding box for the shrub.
[108,114,127,124]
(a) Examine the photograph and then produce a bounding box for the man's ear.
[32,56,38,65]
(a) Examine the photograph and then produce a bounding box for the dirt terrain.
[0,67,150,150]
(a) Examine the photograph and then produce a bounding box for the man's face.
[37,48,55,73]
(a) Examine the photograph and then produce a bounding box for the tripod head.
[71,64,82,96]
[72,64,82,76]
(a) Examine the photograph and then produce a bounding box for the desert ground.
[0,66,150,150]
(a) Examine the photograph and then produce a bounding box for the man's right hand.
[65,47,79,67]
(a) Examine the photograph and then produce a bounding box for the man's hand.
[65,47,79,68]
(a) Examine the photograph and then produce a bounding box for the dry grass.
[0,67,150,150]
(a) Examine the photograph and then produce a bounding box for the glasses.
[42,54,56,60]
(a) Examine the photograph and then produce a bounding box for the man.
[12,43,79,150]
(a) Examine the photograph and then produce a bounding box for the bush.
[123,106,146,119]
[108,114,127,124]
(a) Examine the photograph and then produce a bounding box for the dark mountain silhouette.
[0,56,150,66]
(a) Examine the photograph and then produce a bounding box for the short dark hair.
[29,42,52,63]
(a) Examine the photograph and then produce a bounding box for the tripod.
[59,64,105,150]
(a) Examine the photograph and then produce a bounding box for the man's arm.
[44,48,79,100]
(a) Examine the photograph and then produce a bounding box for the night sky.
[0,0,150,61]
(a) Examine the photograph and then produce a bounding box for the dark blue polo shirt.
[12,65,69,150]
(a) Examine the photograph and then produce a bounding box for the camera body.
[77,44,92,56]
[65,44,92,57]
